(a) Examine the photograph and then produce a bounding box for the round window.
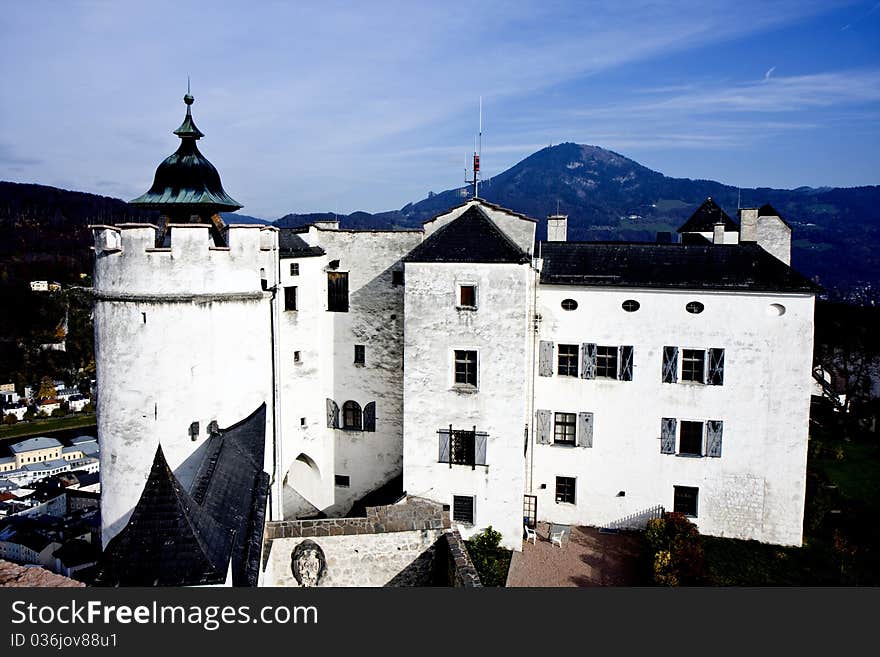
[767,303,786,316]
[685,301,704,314]
[622,299,640,313]
[561,299,578,311]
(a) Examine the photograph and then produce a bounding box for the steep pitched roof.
[539,241,821,293]
[279,230,326,257]
[757,203,792,228]
[404,205,530,264]
[677,198,739,233]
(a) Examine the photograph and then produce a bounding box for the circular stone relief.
[767,303,786,316]
[561,299,578,311]
[685,301,704,314]
[291,539,326,587]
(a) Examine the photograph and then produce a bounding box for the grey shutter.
[619,345,634,381]
[475,432,488,465]
[538,341,554,377]
[438,429,450,463]
[708,348,725,386]
[536,409,552,445]
[662,346,678,383]
[706,420,723,457]
[577,412,593,448]
[582,343,597,380]
[660,417,677,454]
[326,398,339,428]
[363,402,376,432]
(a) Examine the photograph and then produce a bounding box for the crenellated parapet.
[91,223,279,298]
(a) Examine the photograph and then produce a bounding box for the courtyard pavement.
[506,522,648,587]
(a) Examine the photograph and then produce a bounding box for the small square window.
[553,413,576,445]
[294,350,301,363]
[555,476,576,504]
[335,474,350,487]
[557,344,578,377]
[682,349,705,383]
[674,486,699,517]
[392,270,404,286]
[300,417,306,427]
[595,346,618,379]
[459,284,477,308]
[284,286,298,311]
[454,350,478,387]
[679,421,704,456]
[290,263,299,276]
[354,344,365,366]
[452,495,474,524]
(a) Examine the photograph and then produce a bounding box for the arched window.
[342,401,362,430]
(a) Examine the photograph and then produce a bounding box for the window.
[561,299,578,311]
[452,495,474,524]
[458,284,477,308]
[557,344,579,377]
[294,350,301,363]
[342,400,362,430]
[622,299,640,312]
[328,272,349,312]
[284,286,297,311]
[300,417,306,427]
[595,345,618,379]
[555,476,576,504]
[674,486,698,517]
[335,474,350,488]
[450,429,476,466]
[679,421,704,456]
[189,421,199,441]
[354,344,365,366]
[392,270,404,286]
[290,263,299,276]
[454,350,478,388]
[686,301,704,314]
[681,349,705,383]
[553,413,576,445]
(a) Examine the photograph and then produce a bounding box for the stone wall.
[440,528,482,587]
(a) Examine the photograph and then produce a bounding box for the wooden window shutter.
[662,346,679,383]
[619,345,634,381]
[706,420,723,457]
[538,341,554,376]
[577,412,594,448]
[326,398,339,428]
[660,417,677,454]
[581,343,597,379]
[363,402,376,432]
[708,348,725,386]
[475,432,488,465]
[536,409,553,444]
[438,429,451,463]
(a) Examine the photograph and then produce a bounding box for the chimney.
[739,208,758,242]
[713,219,725,245]
[547,214,568,242]
[313,219,340,231]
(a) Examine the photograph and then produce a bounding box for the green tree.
[3,413,17,425]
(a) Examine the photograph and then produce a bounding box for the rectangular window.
[555,476,576,504]
[454,350,478,387]
[290,263,299,276]
[335,474,350,487]
[327,272,349,312]
[392,270,404,286]
[595,346,618,379]
[553,412,576,445]
[681,349,705,383]
[294,350,301,363]
[679,421,704,456]
[452,495,474,524]
[459,284,477,308]
[284,286,297,311]
[557,344,579,377]
[674,486,699,517]
[450,429,476,466]
[354,344,365,366]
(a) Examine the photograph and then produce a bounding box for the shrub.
[465,526,512,587]
[3,414,17,425]
[51,408,65,418]
[645,512,707,586]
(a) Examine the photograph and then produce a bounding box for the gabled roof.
[9,437,61,454]
[757,203,792,228]
[539,241,821,293]
[278,230,326,258]
[94,445,233,587]
[677,198,739,233]
[404,205,530,264]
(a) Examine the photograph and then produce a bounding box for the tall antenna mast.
[737,188,741,210]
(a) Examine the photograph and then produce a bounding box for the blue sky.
[1,1,878,218]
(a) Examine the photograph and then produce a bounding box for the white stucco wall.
[403,261,534,550]
[530,285,814,546]
[93,224,276,546]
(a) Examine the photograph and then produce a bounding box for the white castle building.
[91,94,818,585]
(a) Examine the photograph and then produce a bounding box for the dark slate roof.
[539,241,821,293]
[677,198,739,233]
[93,445,233,587]
[422,197,538,226]
[279,230,325,257]
[404,205,530,264]
[190,403,269,587]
